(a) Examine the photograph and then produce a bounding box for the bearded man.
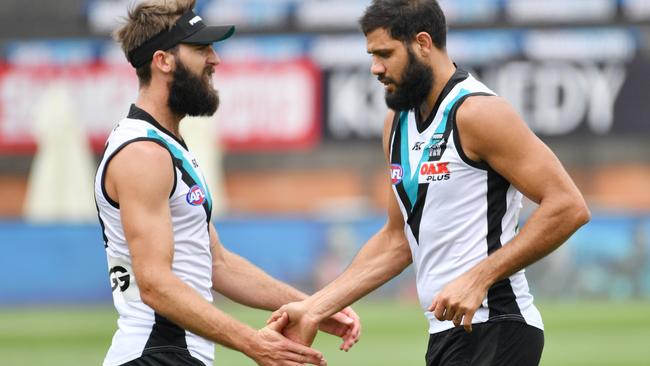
[269,1,590,365]
[94,1,359,365]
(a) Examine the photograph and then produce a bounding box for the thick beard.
[384,48,434,111]
[167,60,219,117]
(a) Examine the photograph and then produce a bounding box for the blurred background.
[0,0,649,365]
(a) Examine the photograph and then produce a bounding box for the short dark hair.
[359,0,447,49]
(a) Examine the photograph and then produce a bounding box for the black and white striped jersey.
[388,68,543,334]
[95,105,214,365]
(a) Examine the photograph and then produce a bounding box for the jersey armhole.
[388,110,403,161]
[101,137,178,209]
[451,92,494,171]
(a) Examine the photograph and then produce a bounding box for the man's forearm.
[141,271,257,355]
[303,227,412,322]
[470,193,590,288]
[212,250,308,310]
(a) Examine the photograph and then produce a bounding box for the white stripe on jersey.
[95,105,214,366]
[389,69,543,334]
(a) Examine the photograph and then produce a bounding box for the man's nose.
[207,47,220,66]
[371,60,385,76]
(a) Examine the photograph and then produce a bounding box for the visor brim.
[182,25,235,45]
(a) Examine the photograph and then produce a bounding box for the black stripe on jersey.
[126,105,211,223]
[486,168,523,320]
[100,138,178,209]
[405,92,485,245]
[143,312,190,356]
[406,109,456,245]
[390,111,413,213]
[414,68,469,133]
[173,155,212,224]
[128,104,189,150]
[94,200,109,248]
[451,92,494,171]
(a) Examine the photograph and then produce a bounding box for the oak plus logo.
[419,162,451,183]
[109,266,130,292]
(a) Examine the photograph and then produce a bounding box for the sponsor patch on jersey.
[186,185,206,206]
[390,164,403,185]
[418,161,451,184]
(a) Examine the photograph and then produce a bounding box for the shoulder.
[455,95,531,162]
[456,95,519,129]
[108,141,174,193]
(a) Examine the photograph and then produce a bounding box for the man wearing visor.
[94,1,359,365]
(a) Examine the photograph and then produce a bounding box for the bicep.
[458,97,578,204]
[108,142,176,279]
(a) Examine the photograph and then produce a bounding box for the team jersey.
[95,105,215,366]
[388,68,543,334]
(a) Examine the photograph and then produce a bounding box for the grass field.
[1,300,649,365]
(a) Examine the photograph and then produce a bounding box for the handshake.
[253,301,361,366]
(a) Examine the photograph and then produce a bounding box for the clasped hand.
[267,301,361,351]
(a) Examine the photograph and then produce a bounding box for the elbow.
[568,195,591,230]
[137,271,169,309]
[391,238,413,269]
[138,278,159,308]
[397,245,413,268]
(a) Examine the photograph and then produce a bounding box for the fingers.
[462,309,475,333]
[340,331,359,351]
[283,340,325,365]
[338,307,361,351]
[267,308,285,325]
[344,307,361,337]
[427,299,436,313]
[430,297,474,332]
[330,311,353,326]
[267,312,289,332]
[281,349,326,366]
[432,299,446,321]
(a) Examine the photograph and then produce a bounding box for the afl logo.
[390,164,403,185]
[186,185,206,206]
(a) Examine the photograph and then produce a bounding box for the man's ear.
[151,50,175,74]
[414,32,433,57]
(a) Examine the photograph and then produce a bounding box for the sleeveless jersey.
[95,105,215,366]
[388,68,543,334]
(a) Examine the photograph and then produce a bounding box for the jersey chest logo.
[186,185,206,206]
[418,161,451,184]
[390,164,404,185]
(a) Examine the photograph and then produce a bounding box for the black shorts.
[425,321,544,366]
[121,351,205,366]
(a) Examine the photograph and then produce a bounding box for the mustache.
[378,75,396,85]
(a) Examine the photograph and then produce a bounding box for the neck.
[135,81,184,138]
[417,56,456,121]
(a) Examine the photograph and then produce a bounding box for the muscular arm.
[430,96,590,330]
[209,224,306,310]
[299,110,413,322]
[210,216,362,350]
[106,142,324,365]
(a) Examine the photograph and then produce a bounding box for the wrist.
[302,297,332,323]
[469,264,495,292]
[237,327,259,358]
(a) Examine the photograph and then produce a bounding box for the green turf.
[0,300,649,365]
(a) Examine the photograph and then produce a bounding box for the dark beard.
[383,48,434,111]
[167,61,219,117]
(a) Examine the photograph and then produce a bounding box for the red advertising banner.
[0,59,320,153]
